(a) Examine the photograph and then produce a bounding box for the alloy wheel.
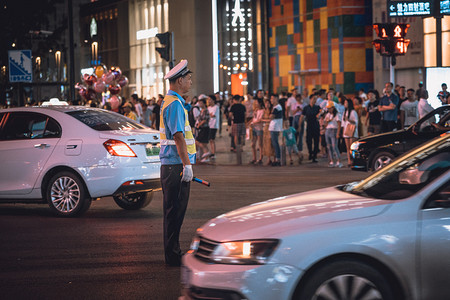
[50,176,81,213]
[313,274,382,300]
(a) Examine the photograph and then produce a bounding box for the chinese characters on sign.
[388,0,432,17]
[441,1,450,14]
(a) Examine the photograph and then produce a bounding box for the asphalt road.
[0,164,367,300]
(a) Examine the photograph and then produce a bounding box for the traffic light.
[372,23,410,57]
[372,39,410,56]
[155,32,171,62]
[373,23,410,39]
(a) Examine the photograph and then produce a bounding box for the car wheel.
[113,192,153,210]
[46,171,91,217]
[372,151,395,171]
[296,260,395,300]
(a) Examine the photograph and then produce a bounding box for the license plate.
[181,265,191,287]
[145,144,160,156]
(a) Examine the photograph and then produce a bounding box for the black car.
[351,104,450,171]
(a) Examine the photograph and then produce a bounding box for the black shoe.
[165,261,181,267]
[312,158,318,163]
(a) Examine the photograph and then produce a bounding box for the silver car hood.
[200,187,391,241]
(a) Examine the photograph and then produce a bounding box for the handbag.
[344,123,356,137]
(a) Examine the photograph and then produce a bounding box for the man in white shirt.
[400,88,419,129]
[418,89,435,127]
[286,88,298,126]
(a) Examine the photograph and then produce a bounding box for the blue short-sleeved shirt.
[159,90,196,165]
[380,93,399,121]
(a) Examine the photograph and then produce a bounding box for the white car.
[182,133,450,300]
[0,105,161,217]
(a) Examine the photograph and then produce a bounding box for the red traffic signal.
[373,39,410,56]
[156,32,171,62]
[373,23,410,39]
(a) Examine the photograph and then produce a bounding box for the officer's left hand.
[181,165,193,182]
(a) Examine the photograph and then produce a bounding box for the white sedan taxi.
[0,105,161,217]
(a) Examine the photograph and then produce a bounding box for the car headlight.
[190,238,279,265]
[350,141,366,151]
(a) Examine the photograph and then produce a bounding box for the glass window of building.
[129,0,169,99]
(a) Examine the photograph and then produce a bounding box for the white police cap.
[164,59,192,80]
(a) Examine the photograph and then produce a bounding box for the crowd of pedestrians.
[64,79,449,168]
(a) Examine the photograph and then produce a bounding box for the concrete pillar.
[169,0,214,97]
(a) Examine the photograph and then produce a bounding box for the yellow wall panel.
[287,23,294,35]
[332,49,340,73]
[270,35,275,48]
[343,48,366,72]
[320,8,328,30]
[306,20,314,54]
[279,55,292,77]
[296,43,305,55]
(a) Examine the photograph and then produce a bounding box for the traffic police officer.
[159,59,196,266]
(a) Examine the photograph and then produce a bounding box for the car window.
[66,109,147,131]
[343,136,450,200]
[0,112,61,140]
[43,118,62,138]
[423,180,450,209]
[418,107,450,131]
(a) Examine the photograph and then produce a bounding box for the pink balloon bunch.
[76,65,128,107]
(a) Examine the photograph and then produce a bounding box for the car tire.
[295,260,396,300]
[46,171,91,217]
[372,151,395,171]
[113,192,153,210]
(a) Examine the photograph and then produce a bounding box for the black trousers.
[381,120,396,133]
[306,128,320,159]
[160,164,190,265]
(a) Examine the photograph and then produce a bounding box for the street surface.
[0,165,366,300]
[0,135,367,300]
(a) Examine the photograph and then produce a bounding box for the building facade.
[268,0,374,95]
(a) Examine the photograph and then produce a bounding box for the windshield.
[66,109,147,131]
[343,134,450,200]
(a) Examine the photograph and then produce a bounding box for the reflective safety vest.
[159,95,196,155]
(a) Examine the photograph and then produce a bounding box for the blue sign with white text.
[8,50,33,83]
[388,0,433,16]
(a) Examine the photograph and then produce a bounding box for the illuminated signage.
[231,0,245,26]
[441,1,450,14]
[388,1,433,16]
[136,27,159,40]
[90,18,97,38]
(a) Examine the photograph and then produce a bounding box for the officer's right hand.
[181,165,193,182]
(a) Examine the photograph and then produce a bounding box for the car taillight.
[103,139,137,157]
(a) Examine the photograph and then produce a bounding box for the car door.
[0,112,61,195]
[419,179,450,299]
